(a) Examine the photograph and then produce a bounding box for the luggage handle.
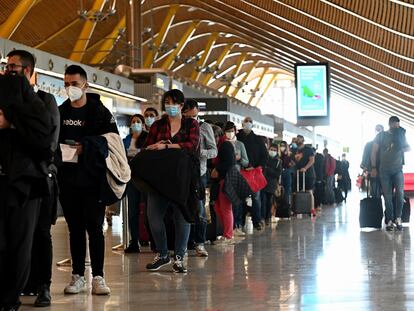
[296,170,305,192]
[366,175,379,199]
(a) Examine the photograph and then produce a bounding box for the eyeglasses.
[5,63,26,71]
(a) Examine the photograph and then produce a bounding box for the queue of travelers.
[0,49,409,311]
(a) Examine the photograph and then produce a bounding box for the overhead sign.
[295,63,330,126]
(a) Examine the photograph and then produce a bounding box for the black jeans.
[26,195,53,289]
[261,192,274,221]
[60,184,106,277]
[0,179,40,307]
[194,174,208,245]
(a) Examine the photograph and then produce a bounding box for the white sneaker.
[214,237,234,245]
[64,274,86,294]
[195,245,209,257]
[92,276,111,295]
[234,228,246,237]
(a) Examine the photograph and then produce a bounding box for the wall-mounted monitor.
[295,63,330,126]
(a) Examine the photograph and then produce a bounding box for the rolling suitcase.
[402,197,411,223]
[393,195,411,223]
[275,196,291,218]
[334,187,344,204]
[359,180,383,228]
[292,171,313,215]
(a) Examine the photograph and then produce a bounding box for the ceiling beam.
[34,18,79,49]
[90,16,126,65]
[231,60,259,97]
[249,67,268,106]
[0,0,38,39]
[255,73,277,108]
[191,32,219,82]
[143,4,180,68]
[69,0,107,62]
[202,44,233,85]
[161,20,200,70]
[223,52,247,95]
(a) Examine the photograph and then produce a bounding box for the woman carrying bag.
[142,89,199,274]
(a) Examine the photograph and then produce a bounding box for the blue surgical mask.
[145,117,155,127]
[165,105,181,117]
[131,123,142,134]
[291,143,297,149]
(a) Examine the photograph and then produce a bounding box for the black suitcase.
[275,196,291,218]
[292,171,313,215]
[334,187,344,204]
[359,181,383,228]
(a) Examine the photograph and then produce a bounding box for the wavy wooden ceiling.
[0,0,413,123]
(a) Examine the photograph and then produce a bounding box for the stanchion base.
[112,243,125,251]
[56,258,91,267]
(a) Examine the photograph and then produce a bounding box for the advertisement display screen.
[295,63,330,126]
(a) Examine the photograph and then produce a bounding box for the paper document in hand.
[60,143,79,163]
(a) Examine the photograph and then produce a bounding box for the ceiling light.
[239,44,246,48]
[207,21,216,26]
[187,7,197,12]
[225,34,233,38]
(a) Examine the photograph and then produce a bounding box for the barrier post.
[112,196,129,251]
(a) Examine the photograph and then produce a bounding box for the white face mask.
[243,122,253,132]
[280,147,286,152]
[66,86,84,102]
[225,132,235,140]
[269,150,277,158]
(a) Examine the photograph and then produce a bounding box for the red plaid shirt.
[145,116,200,154]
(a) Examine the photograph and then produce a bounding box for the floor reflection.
[19,191,414,310]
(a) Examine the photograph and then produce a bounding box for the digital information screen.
[295,63,330,126]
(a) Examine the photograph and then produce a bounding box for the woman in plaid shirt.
[144,89,200,274]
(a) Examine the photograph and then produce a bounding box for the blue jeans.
[251,190,261,226]
[233,203,244,228]
[380,169,404,222]
[126,182,141,243]
[194,175,208,245]
[282,168,293,204]
[147,192,191,258]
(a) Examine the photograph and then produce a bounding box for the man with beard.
[6,50,59,307]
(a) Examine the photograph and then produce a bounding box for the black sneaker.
[172,255,187,273]
[3,301,21,311]
[254,224,263,231]
[395,218,403,231]
[124,242,140,254]
[34,284,51,307]
[146,254,171,271]
[386,220,395,232]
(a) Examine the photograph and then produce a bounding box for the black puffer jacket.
[263,156,282,193]
[0,75,53,203]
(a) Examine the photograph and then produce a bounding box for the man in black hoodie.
[237,116,268,230]
[58,65,118,296]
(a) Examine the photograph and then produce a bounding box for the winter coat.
[263,156,282,193]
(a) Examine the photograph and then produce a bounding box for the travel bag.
[292,171,313,215]
[359,180,383,228]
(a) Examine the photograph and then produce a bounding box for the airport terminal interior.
[0,0,413,310]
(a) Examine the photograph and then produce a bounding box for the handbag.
[240,166,267,193]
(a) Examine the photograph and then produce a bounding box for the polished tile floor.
[20,192,414,311]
